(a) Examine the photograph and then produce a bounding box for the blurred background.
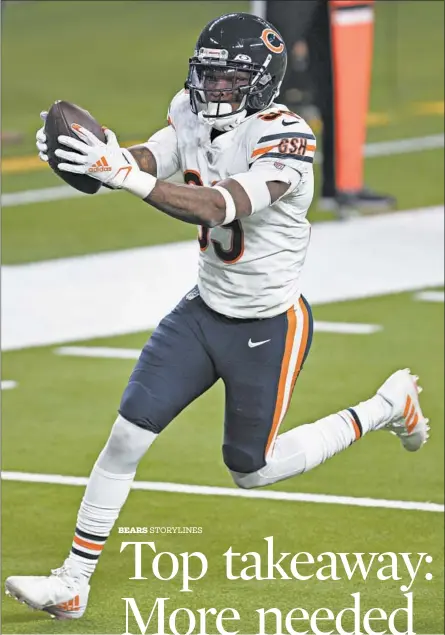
[1,2,444,634]
[2,0,444,253]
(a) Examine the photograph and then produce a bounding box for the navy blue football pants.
[119,287,313,474]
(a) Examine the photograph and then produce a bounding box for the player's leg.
[5,287,218,619]
[234,369,429,489]
[220,295,313,477]
[220,297,429,489]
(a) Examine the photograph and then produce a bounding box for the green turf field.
[2,291,444,634]
[1,1,444,634]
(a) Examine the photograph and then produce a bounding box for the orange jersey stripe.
[251,144,277,158]
[266,307,297,455]
[73,535,104,552]
[251,143,315,159]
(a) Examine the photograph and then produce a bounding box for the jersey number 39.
[184,170,244,265]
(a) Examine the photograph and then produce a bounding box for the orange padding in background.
[329,0,374,191]
[330,0,374,8]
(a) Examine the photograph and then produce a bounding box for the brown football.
[45,100,106,194]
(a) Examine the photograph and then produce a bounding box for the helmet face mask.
[185,13,287,131]
[188,56,272,119]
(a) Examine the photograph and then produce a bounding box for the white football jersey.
[145,89,315,319]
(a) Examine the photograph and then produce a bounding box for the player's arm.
[127,145,157,176]
[127,123,180,180]
[136,176,290,227]
[140,159,300,227]
[55,125,298,226]
[134,123,301,226]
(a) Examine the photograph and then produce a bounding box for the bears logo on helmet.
[260,28,285,54]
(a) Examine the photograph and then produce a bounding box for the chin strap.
[198,102,248,132]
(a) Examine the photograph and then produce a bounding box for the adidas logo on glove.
[88,156,112,173]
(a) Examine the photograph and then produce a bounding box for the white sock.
[232,394,391,489]
[352,394,392,433]
[66,416,156,580]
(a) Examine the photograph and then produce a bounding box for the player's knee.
[98,415,157,474]
[106,415,144,456]
[119,380,160,433]
[222,443,265,479]
[229,468,265,489]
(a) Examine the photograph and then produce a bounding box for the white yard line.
[1,380,18,390]
[2,471,443,513]
[314,321,382,334]
[363,134,444,157]
[414,291,444,303]
[56,346,141,359]
[1,184,116,208]
[54,323,382,360]
[2,135,444,208]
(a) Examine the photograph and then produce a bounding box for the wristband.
[121,168,157,199]
[213,185,237,225]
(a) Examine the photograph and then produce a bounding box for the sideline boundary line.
[2,471,443,513]
[3,207,443,351]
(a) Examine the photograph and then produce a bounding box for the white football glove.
[36,111,49,162]
[56,124,139,189]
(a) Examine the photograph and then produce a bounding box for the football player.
[5,12,429,620]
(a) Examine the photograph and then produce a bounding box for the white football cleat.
[5,561,89,620]
[376,368,430,451]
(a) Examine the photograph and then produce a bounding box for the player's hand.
[56,125,138,189]
[36,111,49,162]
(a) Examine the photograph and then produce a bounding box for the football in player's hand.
[45,100,106,194]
